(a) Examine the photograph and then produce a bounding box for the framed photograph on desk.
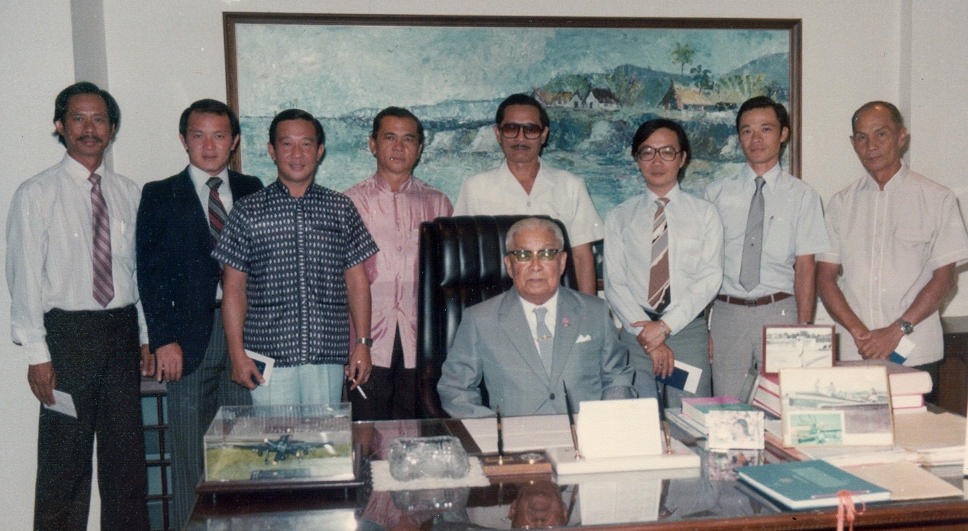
[763,324,835,374]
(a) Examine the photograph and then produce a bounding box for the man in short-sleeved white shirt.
[818,101,968,396]
[454,93,603,295]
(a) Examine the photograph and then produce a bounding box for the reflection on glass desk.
[186,418,968,530]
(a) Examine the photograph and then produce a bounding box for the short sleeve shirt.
[213,180,378,366]
[453,158,604,246]
[820,167,968,365]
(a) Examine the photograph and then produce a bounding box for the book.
[737,459,891,509]
[654,359,702,393]
[836,359,932,396]
[681,396,753,428]
[843,461,962,501]
[245,349,275,385]
[890,394,924,409]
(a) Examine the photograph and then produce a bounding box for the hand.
[229,352,262,390]
[344,344,372,390]
[856,324,903,360]
[649,344,675,379]
[153,343,184,383]
[28,362,56,406]
[631,320,668,353]
[141,347,155,378]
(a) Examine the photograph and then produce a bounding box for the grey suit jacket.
[438,287,634,418]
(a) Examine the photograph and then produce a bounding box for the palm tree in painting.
[670,42,696,76]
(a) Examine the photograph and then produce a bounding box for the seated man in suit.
[438,217,637,418]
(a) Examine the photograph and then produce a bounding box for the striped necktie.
[648,197,671,314]
[89,173,114,307]
[207,177,228,247]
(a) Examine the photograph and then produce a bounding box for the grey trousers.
[166,310,251,529]
[709,296,797,399]
[622,314,711,409]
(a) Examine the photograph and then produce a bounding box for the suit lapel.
[498,291,551,385]
[549,289,582,384]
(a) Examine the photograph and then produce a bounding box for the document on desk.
[844,461,962,501]
[578,398,662,459]
[462,414,574,454]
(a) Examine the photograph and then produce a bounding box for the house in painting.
[586,88,619,110]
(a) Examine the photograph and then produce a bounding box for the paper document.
[578,398,662,459]
[462,414,573,454]
[44,389,77,418]
[245,349,274,385]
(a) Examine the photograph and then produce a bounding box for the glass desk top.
[186,417,968,531]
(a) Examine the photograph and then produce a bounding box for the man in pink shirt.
[344,107,453,419]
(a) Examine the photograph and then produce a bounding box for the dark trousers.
[36,306,148,531]
[350,326,417,421]
[166,310,251,529]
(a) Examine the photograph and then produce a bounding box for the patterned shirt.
[213,180,378,366]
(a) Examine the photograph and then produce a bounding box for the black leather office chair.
[415,215,578,418]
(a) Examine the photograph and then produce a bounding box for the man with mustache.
[6,82,150,530]
[818,101,968,399]
[454,94,604,296]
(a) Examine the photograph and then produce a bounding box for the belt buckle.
[744,298,758,307]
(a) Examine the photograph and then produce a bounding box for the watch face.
[898,320,914,335]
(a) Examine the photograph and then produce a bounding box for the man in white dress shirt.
[818,101,968,399]
[6,82,150,531]
[454,94,603,296]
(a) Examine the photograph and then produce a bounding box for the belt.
[716,292,792,307]
[644,308,705,322]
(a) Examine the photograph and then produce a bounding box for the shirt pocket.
[764,217,794,262]
[675,237,704,276]
[894,227,933,257]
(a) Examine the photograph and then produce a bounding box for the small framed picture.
[763,325,835,374]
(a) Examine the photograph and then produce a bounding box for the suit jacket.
[136,167,263,376]
[437,287,634,418]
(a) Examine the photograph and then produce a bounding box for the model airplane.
[248,434,319,465]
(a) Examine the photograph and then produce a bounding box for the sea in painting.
[235,23,791,216]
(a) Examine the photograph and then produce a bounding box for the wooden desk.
[940,316,968,414]
[186,418,968,531]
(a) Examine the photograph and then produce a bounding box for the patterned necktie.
[207,177,228,247]
[739,176,766,292]
[648,197,671,314]
[89,173,114,307]
[533,307,554,376]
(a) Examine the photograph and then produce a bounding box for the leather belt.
[716,292,792,307]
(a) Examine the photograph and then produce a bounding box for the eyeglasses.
[635,146,681,162]
[500,122,544,140]
[506,249,563,262]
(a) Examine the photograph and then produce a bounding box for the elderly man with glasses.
[438,217,636,419]
[453,93,604,297]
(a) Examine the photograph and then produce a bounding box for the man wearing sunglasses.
[438,217,635,418]
[454,94,604,297]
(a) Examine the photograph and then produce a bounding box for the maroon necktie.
[206,177,228,247]
[89,173,114,307]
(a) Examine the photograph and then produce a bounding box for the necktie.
[89,173,114,307]
[739,176,766,292]
[648,197,671,314]
[533,307,554,376]
[207,177,228,247]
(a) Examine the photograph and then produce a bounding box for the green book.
[737,460,891,509]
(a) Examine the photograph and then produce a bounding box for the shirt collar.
[62,153,105,185]
[372,172,414,193]
[742,162,782,190]
[861,164,908,192]
[646,183,681,203]
[519,289,560,316]
[188,164,229,193]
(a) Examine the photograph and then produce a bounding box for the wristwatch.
[896,319,914,335]
[355,337,373,347]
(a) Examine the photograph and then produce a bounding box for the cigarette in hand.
[349,378,368,400]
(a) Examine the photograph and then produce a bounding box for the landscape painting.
[225,15,800,216]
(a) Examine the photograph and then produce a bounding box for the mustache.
[77,135,105,144]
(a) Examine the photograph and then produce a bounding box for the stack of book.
[751,373,781,417]
[679,396,756,431]
[837,360,932,414]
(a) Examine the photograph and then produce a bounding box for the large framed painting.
[224,14,800,215]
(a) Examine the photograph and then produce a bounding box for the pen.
[348,378,368,400]
[663,420,673,455]
[563,382,581,460]
[496,405,504,465]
